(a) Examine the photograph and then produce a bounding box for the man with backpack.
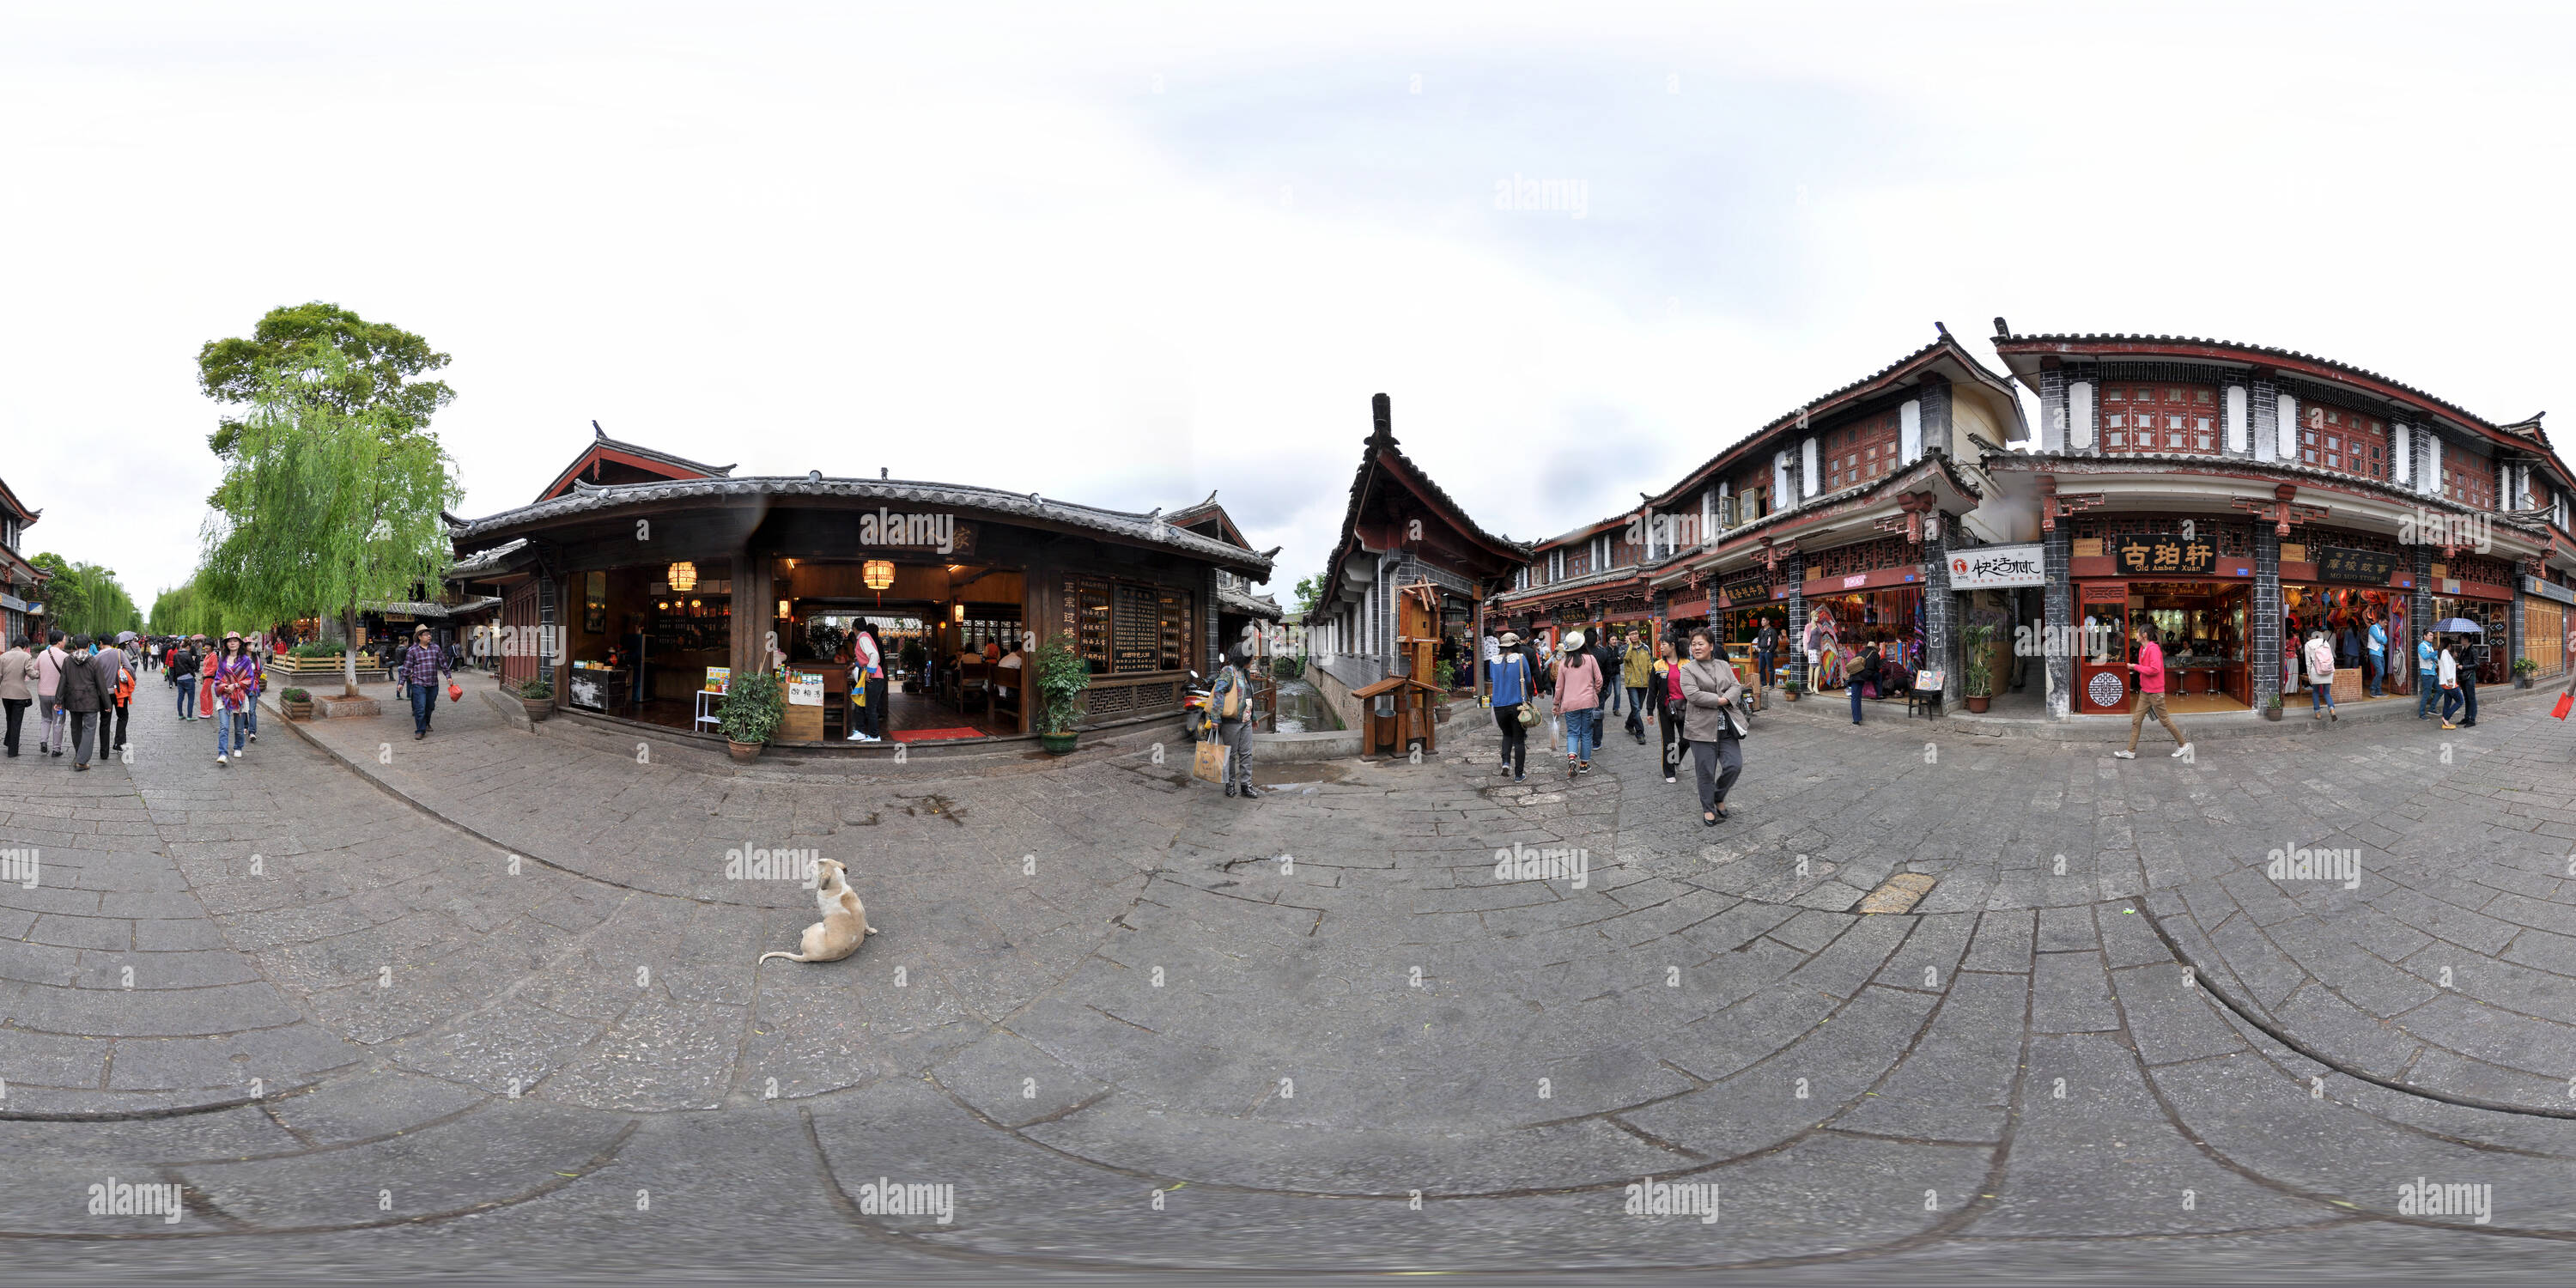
[1210,642,1260,799]
[169,636,201,720]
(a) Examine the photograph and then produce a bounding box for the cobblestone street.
[4,676,2576,1279]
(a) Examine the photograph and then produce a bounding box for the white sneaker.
[2111,750,2136,759]
[2170,743,2193,758]
[847,731,864,740]
[216,754,228,765]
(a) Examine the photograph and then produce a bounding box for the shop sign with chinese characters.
[2317,546,2397,586]
[1947,543,2046,590]
[2111,535,2215,577]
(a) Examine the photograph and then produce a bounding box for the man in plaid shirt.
[398,623,452,740]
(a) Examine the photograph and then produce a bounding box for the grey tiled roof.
[449,476,1273,577]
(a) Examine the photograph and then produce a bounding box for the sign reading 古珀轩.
[2111,535,2216,578]
[1947,544,2046,589]
[2523,576,2576,606]
[2317,546,2397,586]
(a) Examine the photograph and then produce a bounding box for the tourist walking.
[60,635,118,771]
[2456,638,2481,727]
[1590,629,1619,722]
[2365,612,2386,697]
[1552,631,1604,777]
[1620,631,1652,743]
[2113,623,2190,759]
[385,625,437,744]
[1678,629,1746,826]
[2304,629,2338,720]
[1489,630,1534,783]
[101,640,133,753]
[2417,631,2440,719]
[0,635,32,757]
[2438,637,2464,729]
[171,636,202,720]
[208,632,264,762]
[1651,636,1683,784]
[35,629,70,756]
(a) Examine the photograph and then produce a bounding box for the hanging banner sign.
[1947,544,2046,589]
[2520,576,2576,606]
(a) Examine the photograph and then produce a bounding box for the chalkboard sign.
[1113,585,1157,672]
[2316,545,2396,585]
[2111,535,2216,577]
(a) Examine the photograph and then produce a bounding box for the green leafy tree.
[199,345,462,696]
[197,301,454,462]
[149,575,248,639]
[1292,574,1321,617]
[30,553,140,639]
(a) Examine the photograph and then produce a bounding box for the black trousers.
[1492,704,1527,776]
[2,697,24,755]
[108,698,130,750]
[1656,698,1683,779]
[1691,732,1741,814]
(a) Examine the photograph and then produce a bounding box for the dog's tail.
[757,951,809,964]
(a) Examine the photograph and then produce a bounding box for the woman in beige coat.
[0,635,33,757]
[1677,628,1747,826]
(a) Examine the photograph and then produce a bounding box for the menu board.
[703,666,731,695]
[2111,535,2216,577]
[2317,546,2396,585]
[1072,578,1112,675]
[1113,585,1158,672]
[785,671,824,706]
[1157,592,1188,671]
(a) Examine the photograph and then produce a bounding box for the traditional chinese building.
[1305,394,1530,727]
[0,475,42,645]
[1987,323,2576,716]
[1510,329,2030,698]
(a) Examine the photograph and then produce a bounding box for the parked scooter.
[1180,671,1215,743]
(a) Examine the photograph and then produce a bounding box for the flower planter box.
[282,700,313,721]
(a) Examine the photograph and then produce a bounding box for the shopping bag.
[1190,738,1229,784]
[447,682,463,702]
[2553,690,2573,721]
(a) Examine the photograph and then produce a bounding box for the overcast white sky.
[3,2,2569,607]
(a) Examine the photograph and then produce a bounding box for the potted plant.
[719,669,784,762]
[1783,674,1802,702]
[1032,635,1090,753]
[1962,624,1996,714]
[280,687,313,720]
[515,677,554,722]
[2512,657,2538,689]
[2263,692,2284,721]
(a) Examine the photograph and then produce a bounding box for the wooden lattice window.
[2444,453,2497,510]
[2102,383,2219,455]
[1821,411,1901,491]
[2300,404,2389,481]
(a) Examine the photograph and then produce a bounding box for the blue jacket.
[1490,652,1533,707]
[2417,638,2439,672]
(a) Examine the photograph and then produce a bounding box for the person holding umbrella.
[2429,617,2484,728]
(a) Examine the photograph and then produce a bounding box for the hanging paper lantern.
[862,560,896,592]
[667,562,698,592]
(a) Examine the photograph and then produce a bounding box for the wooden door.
[1397,584,1437,679]
[2076,584,2130,714]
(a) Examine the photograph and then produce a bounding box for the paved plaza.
[9,676,2576,1280]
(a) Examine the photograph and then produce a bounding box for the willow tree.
[199,345,460,696]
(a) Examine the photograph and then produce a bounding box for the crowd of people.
[1481,623,1751,829]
